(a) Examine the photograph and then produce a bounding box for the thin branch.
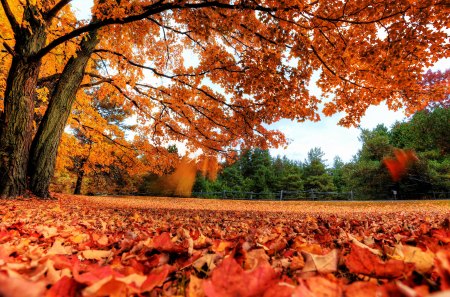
[72,117,137,155]
[84,72,140,108]
[0,0,20,33]
[2,41,15,56]
[304,5,411,25]
[93,48,244,110]
[147,17,206,51]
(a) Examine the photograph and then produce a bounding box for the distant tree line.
[61,106,448,199]
[185,106,449,200]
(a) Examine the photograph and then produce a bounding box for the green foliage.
[303,148,336,192]
[141,108,449,199]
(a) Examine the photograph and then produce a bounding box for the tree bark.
[28,31,99,197]
[74,169,85,195]
[0,6,47,198]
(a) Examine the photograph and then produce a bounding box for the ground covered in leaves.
[0,195,449,297]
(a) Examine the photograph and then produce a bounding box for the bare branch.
[0,0,20,33]
[2,41,15,56]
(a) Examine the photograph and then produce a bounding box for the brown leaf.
[244,249,270,270]
[389,244,435,273]
[188,275,206,297]
[301,249,338,274]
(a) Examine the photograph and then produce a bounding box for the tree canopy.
[0,0,449,198]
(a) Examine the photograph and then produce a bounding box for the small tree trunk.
[0,6,47,197]
[28,31,99,198]
[74,170,85,195]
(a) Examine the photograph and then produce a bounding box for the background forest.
[54,106,449,200]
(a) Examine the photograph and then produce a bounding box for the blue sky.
[70,0,448,166]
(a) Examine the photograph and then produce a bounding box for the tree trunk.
[0,6,47,198]
[28,31,99,197]
[74,169,85,195]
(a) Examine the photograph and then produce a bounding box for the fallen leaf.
[0,273,46,297]
[203,257,277,297]
[80,250,113,260]
[244,249,270,270]
[188,275,206,297]
[389,244,435,273]
[347,233,383,256]
[140,264,173,292]
[46,276,78,297]
[47,238,73,255]
[302,249,338,274]
[345,244,414,279]
[305,276,343,297]
[436,250,450,290]
[192,253,220,272]
[344,281,378,297]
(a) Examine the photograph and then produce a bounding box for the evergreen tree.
[303,148,336,192]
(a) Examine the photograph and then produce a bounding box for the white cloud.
[270,104,406,166]
[71,0,93,20]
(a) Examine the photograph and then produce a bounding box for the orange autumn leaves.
[383,149,419,182]
[1,196,450,296]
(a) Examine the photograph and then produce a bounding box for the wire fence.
[115,190,450,201]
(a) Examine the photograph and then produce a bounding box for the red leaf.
[436,250,450,290]
[152,232,186,253]
[432,229,450,244]
[262,283,296,297]
[345,244,414,279]
[344,281,379,297]
[73,263,123,285]
[140,264,173,292]
[203,257,277,297]
[383,149,418,182]
[46,276,78,297]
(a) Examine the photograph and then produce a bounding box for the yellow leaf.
[81,249,113,260]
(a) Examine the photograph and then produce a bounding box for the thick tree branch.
[44,0,72,21]
[34,1,286,60]
[0,0,20,33]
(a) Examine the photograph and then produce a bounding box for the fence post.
[222,190,226,199]
[350,190,354,200]
[280,190,283,201]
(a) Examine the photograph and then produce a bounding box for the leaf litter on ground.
[0,194,449,296]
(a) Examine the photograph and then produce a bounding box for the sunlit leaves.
[0,196,449,296]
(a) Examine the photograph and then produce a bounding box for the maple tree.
[0,0,449,198]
